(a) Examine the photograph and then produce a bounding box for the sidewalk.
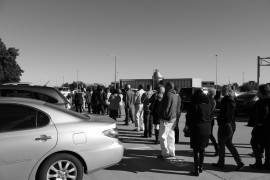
[116,113,270,180]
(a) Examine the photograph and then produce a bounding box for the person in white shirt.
[134,84,145,131]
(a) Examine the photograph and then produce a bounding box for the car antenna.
[44,81,50,86]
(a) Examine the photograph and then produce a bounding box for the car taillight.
[103,128,119,139]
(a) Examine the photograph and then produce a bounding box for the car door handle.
[35,135,52,141]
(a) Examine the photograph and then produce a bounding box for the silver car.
[0,97,124,180]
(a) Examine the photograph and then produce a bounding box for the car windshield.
[45,103,90,120]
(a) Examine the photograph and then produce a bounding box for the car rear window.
[0,89,33,99]
[34,92,58,103]
[45,103,90,120]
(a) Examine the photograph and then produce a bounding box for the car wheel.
[37,153,83,180]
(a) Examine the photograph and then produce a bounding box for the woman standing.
[85,87,93,113]
[207,88,219,156]
[185,89,212,176]
[118,89,123,118]
[108,89,121,120]
[149,84,165,144]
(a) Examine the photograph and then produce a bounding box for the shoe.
[212,163,224,168]
[235,163,245,171]
[155,140,160,144]
[132,129,139,131]
[191,170,199,176]
[156,155,169,159]
[249,163,263,169]
[199,167,203,173]
[169,155,175,158]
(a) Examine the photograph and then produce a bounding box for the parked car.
[0,85,71,109]
[0,97,124,180]
[235,92,258,115]
[180,87,209,109]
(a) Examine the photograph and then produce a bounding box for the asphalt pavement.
[84,112,270,180]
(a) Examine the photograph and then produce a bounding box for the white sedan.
[0,97,124,180]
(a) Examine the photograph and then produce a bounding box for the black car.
[235,92,258,115]
[0,85,71,109]
[180,87,209,109]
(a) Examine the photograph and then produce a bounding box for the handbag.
[183,125,190,137]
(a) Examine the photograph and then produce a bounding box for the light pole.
[242,71,245,84]
[215,55,218,90]
[114,56,117,89]
[77,70,79,90]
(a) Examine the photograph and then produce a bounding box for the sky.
[0,0,270,87]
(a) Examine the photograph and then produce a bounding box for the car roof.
[0,85,68,103]
[1,82,34,86]
[0,85,55,90]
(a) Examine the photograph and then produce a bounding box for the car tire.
[37,153,83,180]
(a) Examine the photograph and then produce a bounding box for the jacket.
[217,95,236,126]
[158,89,181,121]
[141,90,154,111]
[124,89,135,108]
[258,97,270,127]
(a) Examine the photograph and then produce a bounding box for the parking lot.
[82,112,270,180]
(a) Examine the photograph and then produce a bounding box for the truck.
[120,78,202,91]
[119,79,153,90]
[162,78,202,89]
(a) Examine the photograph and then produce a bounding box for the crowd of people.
[66,82,270,176]
[66,85,123,120]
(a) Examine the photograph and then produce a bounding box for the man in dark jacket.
[123,84,135,125]
[74,88,84,113]
[157,82,181,159]
[141,84,154,137]
[212,85,245,171]
[250,84,270,170]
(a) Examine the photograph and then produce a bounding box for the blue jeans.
[143,110,153,137]
[125,106,135,125]
[217,123,242,166]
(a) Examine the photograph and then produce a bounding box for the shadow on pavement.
[107,149,270,176]
[106,149,194,176]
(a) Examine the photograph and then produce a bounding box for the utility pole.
[242,72,245,84]
[114,56,117,89]
[77,70,79,90]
